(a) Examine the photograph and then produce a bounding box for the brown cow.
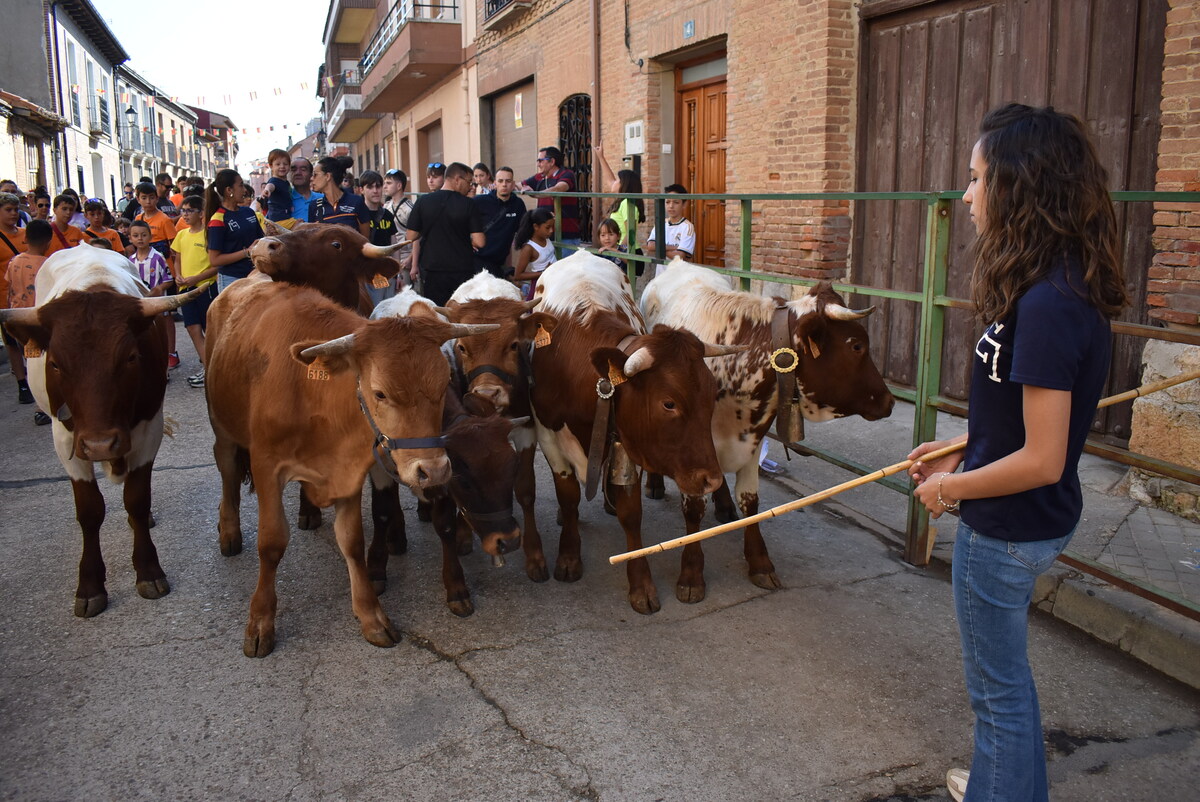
[205,276,496,656]
[445,271,558,582]
[249,222,404,529]
[364,290,524,616]
[252,219,402,314]
[528,251,741,614]
[0,248,199,617]
[641,260,894,600]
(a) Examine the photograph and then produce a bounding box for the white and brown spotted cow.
[641,259,894,598]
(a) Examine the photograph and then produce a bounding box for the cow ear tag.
[24,343,43,359]
[807,338,821,359]
[533,324,552,349]
[306,360,331,382]
[607,361,627,388]
[371,274,390,289]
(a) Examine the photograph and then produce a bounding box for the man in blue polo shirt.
[289,157,324,224]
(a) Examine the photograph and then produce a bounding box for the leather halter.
[584,333,638,500]
[769,303,803,458]
[357,383,447,483]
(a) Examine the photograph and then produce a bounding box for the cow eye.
[663,400,677,411]
[509,341,519,351]
[374,390,386,400]
[456,342,467,354]
[331,240,342,250]
[127,352,138,364]
[850,339,865,353]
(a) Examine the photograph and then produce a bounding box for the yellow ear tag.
[306,363,331,382]
[371,274,390,289]
[534,324,552,349]
[24,343,43,359]
[807,338,821,359]
[608,361,627,388]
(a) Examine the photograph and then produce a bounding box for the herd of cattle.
[0,225,894,657]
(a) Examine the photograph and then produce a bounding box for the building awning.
[0,90,69,133]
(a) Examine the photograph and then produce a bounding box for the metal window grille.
[558,94,593,238]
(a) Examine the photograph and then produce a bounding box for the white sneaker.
[946,768,969,802]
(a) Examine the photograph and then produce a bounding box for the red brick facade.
[1151,0,1200,328]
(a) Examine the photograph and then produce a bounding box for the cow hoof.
[136,578,171,599]
[372,578,387,596]
[364,620,401,648]
[629,589,661,615]
[676,583,706,604]
[553,559,582,583]
[417,501,432,522]
[645,486,665,500]
[750,571,782,590]
[525,559,549,583]
[243,629,276,658]
[74,593,108,618]
[297,511,322,531]
[714,506,738,524]
[447,599,475,618]
[220,531,243,557]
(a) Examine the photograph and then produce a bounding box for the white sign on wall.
[624,120,644,155]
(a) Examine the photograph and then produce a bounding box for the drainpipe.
[590,0,602,236]
[49,1,70,190]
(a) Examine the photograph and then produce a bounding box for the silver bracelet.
[937,474,960,512]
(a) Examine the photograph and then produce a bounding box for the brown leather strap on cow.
[584,334,638,500]
[770,303,802,458]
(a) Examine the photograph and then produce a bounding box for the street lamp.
[124,106,137,126]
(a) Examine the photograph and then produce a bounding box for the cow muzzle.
[75,428,130,462]
[394,452,451,490]
[677,468,724,498]
[477,524,521,558]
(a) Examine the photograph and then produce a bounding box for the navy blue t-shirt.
[308,192,370,230]
[961,261,1111,542]
[264,177,294,221]
[207,206,264,279]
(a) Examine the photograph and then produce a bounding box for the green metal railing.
[528,187,1200,621]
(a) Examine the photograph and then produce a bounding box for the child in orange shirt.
[82,199,124,252]
[133,181,176,259]
[44,194,86,256]
[0,191,26,305]
[5,219,51,423]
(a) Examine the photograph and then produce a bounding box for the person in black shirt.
[359,170,401,304]
[405,162,484,305]
[472,166,526,278]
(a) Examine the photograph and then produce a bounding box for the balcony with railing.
[482,0,533,31]
[358,1,462,114]
[326,68,379,143]
[167,142,177,165]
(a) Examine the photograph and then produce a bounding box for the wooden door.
[854,0,1166,441]
[677,78,727,266]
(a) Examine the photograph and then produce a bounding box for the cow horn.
[443,323,501,342]
[432,306,452,317]
[260,217,288,237]
[702,342,749,358]
[362,241,409,259]
[508,416,531,429]
[825,303,875,321]
[300,333,357,360]
[140,287,206,317]
[0,307,40,327]
[521,298,542,311]
[623,346,654,377]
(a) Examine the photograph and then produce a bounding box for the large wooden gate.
[678,76,728,267]
[853,0,1167,440]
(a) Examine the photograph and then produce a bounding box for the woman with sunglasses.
[308,155,370,239]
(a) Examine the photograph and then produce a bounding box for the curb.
[1033,567,1200,690]
[760,469,1200,692]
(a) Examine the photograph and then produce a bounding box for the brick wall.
[1150,0,1200,328]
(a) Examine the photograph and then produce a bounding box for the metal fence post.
[905,196,952,565]
[739,198,753,291]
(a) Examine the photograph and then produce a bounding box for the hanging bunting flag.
[300,82,308,90]
[274,88,282,96]
[249,91,257,100]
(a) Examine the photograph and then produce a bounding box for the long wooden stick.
[609,367,1200,565]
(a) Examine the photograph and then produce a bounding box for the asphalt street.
[1,335,1198,802]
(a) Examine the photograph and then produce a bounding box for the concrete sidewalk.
[761,400,1200,691]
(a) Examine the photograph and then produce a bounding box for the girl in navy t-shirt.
[908,105,1127,802]
[205,169,264,291]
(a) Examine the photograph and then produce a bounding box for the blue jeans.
[953,521,1073,802]
[216,273,242,293]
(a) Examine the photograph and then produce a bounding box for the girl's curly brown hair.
[971,103,1127,323]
